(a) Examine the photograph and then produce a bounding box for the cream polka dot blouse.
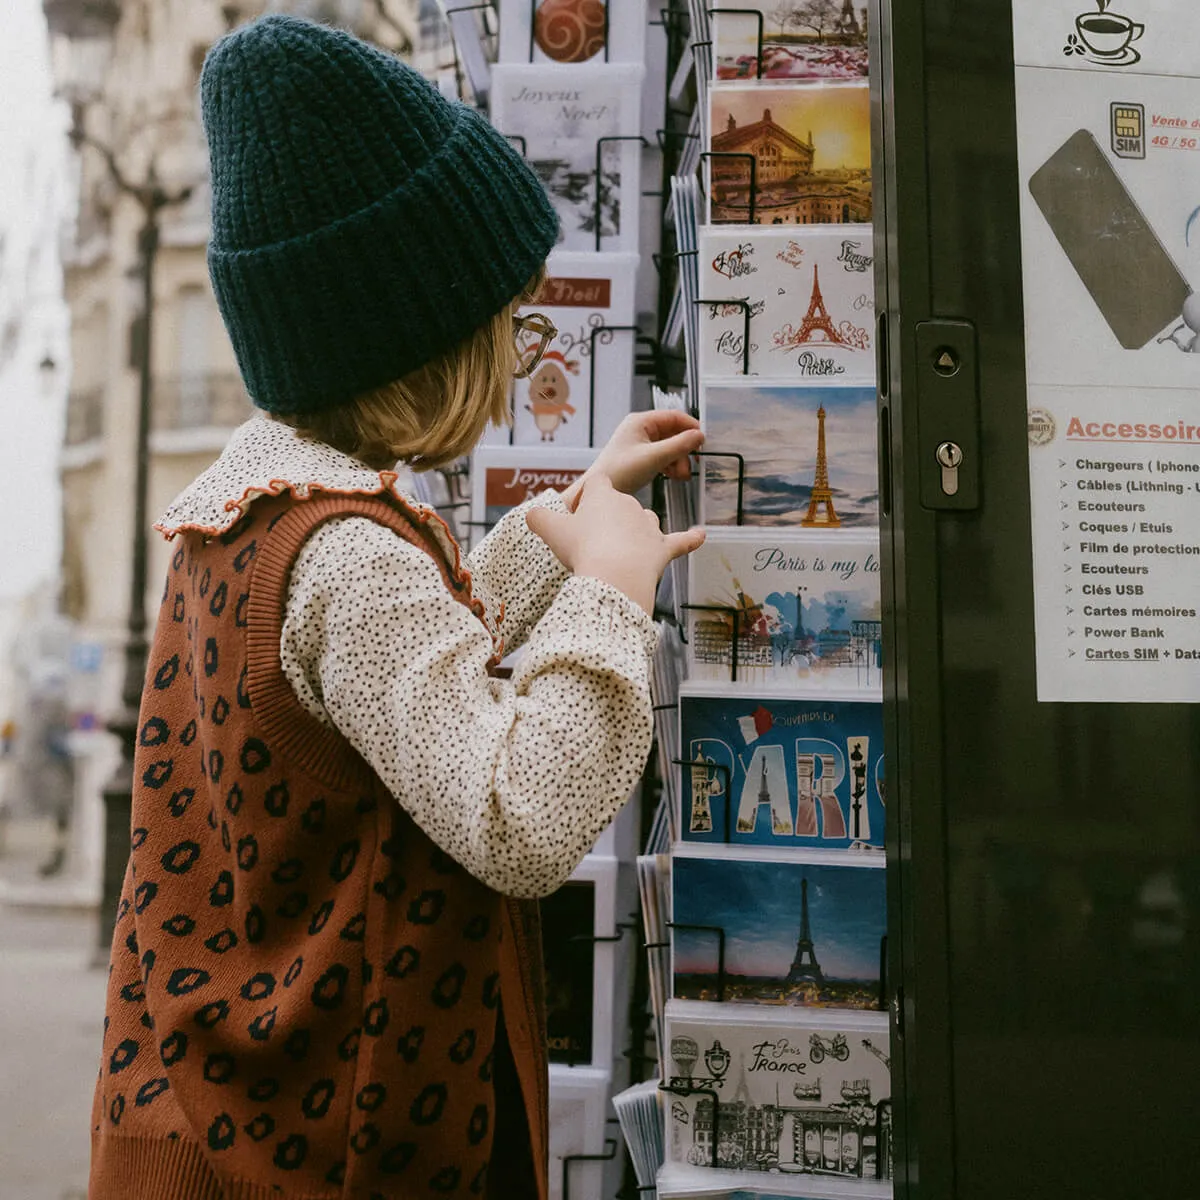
[156,416,657,898]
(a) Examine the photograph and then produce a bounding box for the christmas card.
[483,251,639,448]
[542,878,598,1065]
[677,687,884,850]
[663,1000,891,1180]
[468,446,595,548]
[685,530,882,691]
[491,65,645,252]
[670,845,887,1009]
[497,0,647,66]
[696,226,874,382]
[713,3,870,82]
[699,383,879,527]
[706,83,871,226]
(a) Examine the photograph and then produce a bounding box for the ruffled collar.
[155,416,455,560]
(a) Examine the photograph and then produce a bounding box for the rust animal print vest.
[89,489,548,1200]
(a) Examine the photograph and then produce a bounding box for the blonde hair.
[275,268,546,471]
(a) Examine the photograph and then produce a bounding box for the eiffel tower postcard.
[698,226,874,383]
[700,383,878,527]
[670,845,886,1009]
[685,529,883,691]
[713,0,871,82]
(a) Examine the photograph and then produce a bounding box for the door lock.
[935,441,963,496]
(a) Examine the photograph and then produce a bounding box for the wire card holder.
[666,918,728,1002]
[698,150,758,225]
[594,135,650,253]
[562,1138,618,1200]
[705,7,765,78]
[693,297,752,376]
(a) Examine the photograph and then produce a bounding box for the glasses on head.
[512,312,558,378]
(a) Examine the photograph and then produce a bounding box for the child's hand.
[562,412,703,508]
[526,473,705,615]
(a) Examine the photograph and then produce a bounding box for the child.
[88,14,704,1200]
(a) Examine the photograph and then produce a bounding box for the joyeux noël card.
[663,1000,891,1181]
[469,446,595,547]
[483,251,638,449]
[696,226,874,382]
[685,530,882,692]
[678,688,884,851]
[491,64,644,253]
[670,845,886,1009]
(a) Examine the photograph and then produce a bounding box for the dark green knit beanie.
[200,14,559,413]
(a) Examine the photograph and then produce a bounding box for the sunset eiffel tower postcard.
[699,383,878,527]
[670,845,886,1009]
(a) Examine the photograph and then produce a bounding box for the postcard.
[469,446,595,547]
[713,3,870,81]
[707,83,871,226]
[498,0,647,66]
[696,226,874,382]
[685,530,882,691]
[548,1064,611,1200]
[491,64,645,252]
[670,845,887,1009]
[656,1162,894,1198]
[482,251,638,449]
[678,688,884,850]
[699,383,878,528]
[663,999,891,1179]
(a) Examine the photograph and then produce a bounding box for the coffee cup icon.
[1075,9,1144,57]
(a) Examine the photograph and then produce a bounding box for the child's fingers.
[525,506,573,554]
[661,527,706,563]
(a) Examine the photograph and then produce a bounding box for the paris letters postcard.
[677,687,884,851]
[670,845,886,1009]
[699,383,879,527]
[696,226,874,382]
[662,999,891,1180]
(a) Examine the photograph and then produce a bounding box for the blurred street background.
[0,1,464,1193]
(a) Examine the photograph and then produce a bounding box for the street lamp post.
[89,158,191,958]
[43,0,193,958]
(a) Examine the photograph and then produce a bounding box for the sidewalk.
[0,832,106,1200]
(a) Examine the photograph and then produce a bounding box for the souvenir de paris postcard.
[670,845,886,1009]
[663,1000,891,1180]
[700,383,879,527]
[696,226,874,382]
[656,1163,892,1198]
[677,688,884,850]
[685,530,882,692]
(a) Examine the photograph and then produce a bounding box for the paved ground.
[0,827,106,1200]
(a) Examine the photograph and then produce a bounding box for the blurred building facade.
[53,0,421,721]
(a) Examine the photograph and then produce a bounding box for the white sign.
[1014,1,1200,702]
[1029,387,1200,702]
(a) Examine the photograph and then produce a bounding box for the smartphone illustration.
[1028,128,1191,349]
